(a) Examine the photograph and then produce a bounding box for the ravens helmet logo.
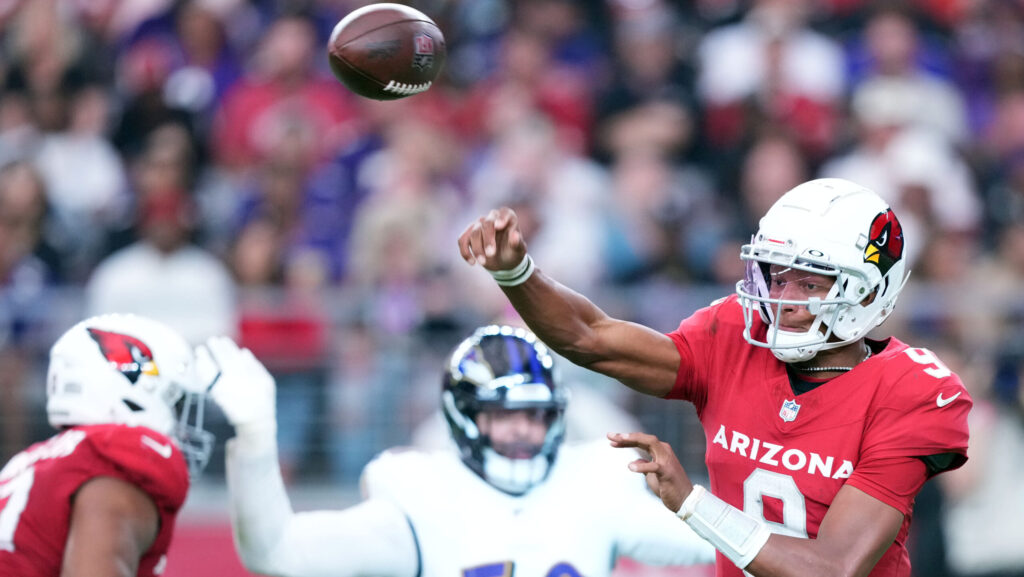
[863,209,904,276]
[87,328,160,384]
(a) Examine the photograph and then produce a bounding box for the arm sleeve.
[851,371,972,514]
[860,373,971,471]
[845,456,929,515]
[664,300,732,408]
[225,427,418,577]
[88,427,189,512]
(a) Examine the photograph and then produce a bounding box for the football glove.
[198,336,276,430]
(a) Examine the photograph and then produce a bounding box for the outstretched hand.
[457,207,528,272]
[196,336,277,429]
[609,432,694,513]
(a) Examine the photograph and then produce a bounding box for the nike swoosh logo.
[936,391,962,408]
[141,436,173,459]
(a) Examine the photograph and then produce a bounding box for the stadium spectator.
[821,84,982,266]
[0,161,57,461]
[600,147,725,284]
[203,325,716,576]
[209,12,359,173]
[85,125,236,346]
[0,313,214,576]
[459,177,971,576]
[695,0,846,160]
[466,113,610,294]
[33,82,128,281]
[846,6,969,145]
[594,1,699,164]
[455,25,595,154]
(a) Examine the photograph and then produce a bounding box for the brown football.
[327,3,446,100]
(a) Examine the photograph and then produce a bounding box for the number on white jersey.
[0,468,35,552]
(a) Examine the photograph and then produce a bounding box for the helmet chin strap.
[767,320,855,363]
[481,447,550,495]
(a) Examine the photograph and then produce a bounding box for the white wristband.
[676,484,771,570]
[489,254,535,287]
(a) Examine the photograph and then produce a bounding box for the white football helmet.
[735,178,909,362]
[46,314,214,476]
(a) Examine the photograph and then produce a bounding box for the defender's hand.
[197,336,276,428]
[458,207,528,272]
[609,432,694,513]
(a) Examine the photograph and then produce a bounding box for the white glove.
[197,336,277,431]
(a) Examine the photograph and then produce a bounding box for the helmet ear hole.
[122,399,145,412]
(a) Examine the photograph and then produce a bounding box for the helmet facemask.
[737,249,874,362]
[173,390,215,478]
[442,325,568,495]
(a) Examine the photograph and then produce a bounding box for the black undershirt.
[786,368,834,395]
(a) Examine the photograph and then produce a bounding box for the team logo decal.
[779,399,801,422]
[863,209,904,275]
[87,328,159,384]
[411,34,435,70]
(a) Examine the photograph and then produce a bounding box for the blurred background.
[1,0,1022,575]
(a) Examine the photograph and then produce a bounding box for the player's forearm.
[225,430,418,577]
[501,267,612,366]
[501,268,679,397]
[745,535,877,577]
[224,425,296,574]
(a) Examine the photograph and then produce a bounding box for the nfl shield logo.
[412,34,435,70]
[779,399,801,422]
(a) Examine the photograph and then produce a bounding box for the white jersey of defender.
[225,433,713,577]
[362,440,714,577]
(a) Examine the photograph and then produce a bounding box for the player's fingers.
[608,432,659,451]
[646,438,679,464]
[502,210,523,249]
[466,221,489,266]
[457,222,477,264]
[509,227,522,249]
[628,459,661,475]
[205,335,239,365]
[494,207,516,230]
[607,431,636,448]
[482,209,501,257]
[458,220,486,265]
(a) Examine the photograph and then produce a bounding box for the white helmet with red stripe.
[735,178,909,362]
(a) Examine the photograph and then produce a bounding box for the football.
[327,3,446,100]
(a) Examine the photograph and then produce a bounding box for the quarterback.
[0,314,214,577]
[203,326,714,577]
[458,178,971,577]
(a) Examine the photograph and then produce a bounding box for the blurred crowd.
[2,0,1024,574]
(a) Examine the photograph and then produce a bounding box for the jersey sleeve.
[860,370,971,470]
[665,296,738,408]
[845,456,929,515]
[225,431,418,577]
[849,366,971,513]
[83,426,189,513]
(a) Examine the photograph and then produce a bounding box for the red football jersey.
[0,424,189,577]
[666,296,971,577]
